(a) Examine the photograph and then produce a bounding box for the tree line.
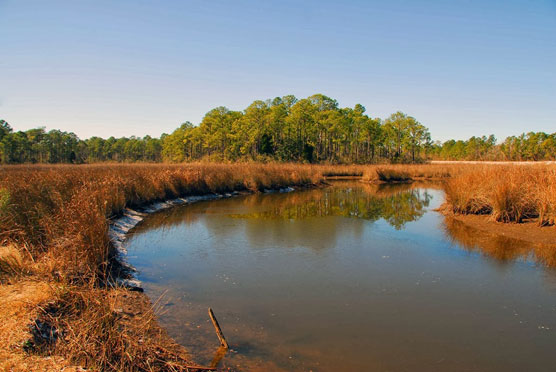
[161,95,431,163]
[0,120,162,163]
[431,132,556,161]
[1,94,555,164]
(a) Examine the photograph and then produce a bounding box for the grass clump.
[376,168,412,182]
[534,168,556,226]
[361,164,463,182]
[443,170,492,215]
[36,286,189,372]
[0,245,29,283]
[443,164,556,225]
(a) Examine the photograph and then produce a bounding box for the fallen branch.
[208,308,229,349]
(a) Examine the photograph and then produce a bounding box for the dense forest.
[1,94,555,164]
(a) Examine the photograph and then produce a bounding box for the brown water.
[125,182,556,371]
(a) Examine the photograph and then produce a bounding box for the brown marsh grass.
[375,168,412,182]
[443,164,556,225]
[0,244,29,283]
[310,163,459,180]
[361,163,465,182]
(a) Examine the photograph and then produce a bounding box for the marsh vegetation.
[1,162,555,371]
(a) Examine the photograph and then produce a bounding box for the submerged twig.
[208,308,228,349]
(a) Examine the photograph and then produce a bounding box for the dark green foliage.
[0,128,163,164]
[302,143,314,163]
[260,133,274,156]
[0,120,12,140]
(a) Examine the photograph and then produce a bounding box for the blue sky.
[1,0,555,142]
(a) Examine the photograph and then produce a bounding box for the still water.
[125,182,556,371]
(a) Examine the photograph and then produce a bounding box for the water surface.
[126,182,556,371]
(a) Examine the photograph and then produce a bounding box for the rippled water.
[125,182,556,371]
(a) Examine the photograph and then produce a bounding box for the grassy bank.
[355,163,556,227]
[361,163,467,182]
[0,163,322,371]
[443,164,556,225]
[313,163,467,181]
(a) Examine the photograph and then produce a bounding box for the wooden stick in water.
[208,307,229,349]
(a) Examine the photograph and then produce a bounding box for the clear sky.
[1,0,555,142]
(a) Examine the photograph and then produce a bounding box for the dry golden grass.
[534,167,556,226]
[0,280,77,372]
[361,163,465,182]
[42,285,195,372]
[0,245,29,283]
[313,164,366,177]
[310,163,459,181]
[443,164,556,225]
[375,168,412,182]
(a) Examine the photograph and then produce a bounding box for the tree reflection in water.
[134,182,433,233]
[131,182,434,254]
[229,183,433,230]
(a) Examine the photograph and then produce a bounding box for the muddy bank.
[440,209,556,246]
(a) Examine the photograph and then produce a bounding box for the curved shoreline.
[104,186,314,369]
[108,187,297,290]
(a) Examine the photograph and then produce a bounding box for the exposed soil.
[440,210,556,246]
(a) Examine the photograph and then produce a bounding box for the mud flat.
[441,211,556,246]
